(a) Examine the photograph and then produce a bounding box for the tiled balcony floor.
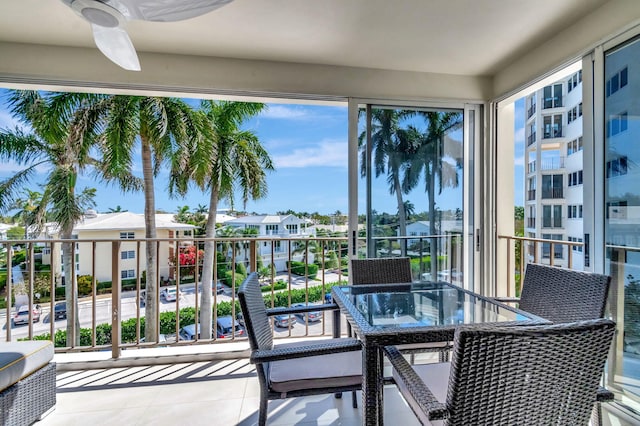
[35,358,420,426]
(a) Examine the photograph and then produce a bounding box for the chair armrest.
[251,338,361,363]
[597,386,614,402]
[266,303,339,317]
[383,345,448,421]
[493,297,520,303]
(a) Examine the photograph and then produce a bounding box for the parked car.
[13,304,41,325]
[273,314,295,328]
[178,323,201,341]
[216,315,244,338]
[161,287,182,302]
[54,302,67,320]
[214,281,225,294]
[324,292,332,304]
[180,323,236,340]
[292,303,322,322]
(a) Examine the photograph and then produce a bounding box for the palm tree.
[91,95,208,342]
[10,189,45,238]
[359,108,416,255]
[107,205,127,213]
[0,90,98,345]
[402,111,463,270]
[189,100,272,338]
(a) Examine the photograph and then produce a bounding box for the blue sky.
[0,90,474,217]
[514,98,525,206]
[0,92,352,215]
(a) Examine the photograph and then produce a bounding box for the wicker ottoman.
[0,341,55,426]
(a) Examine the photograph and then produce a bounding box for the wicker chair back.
[520,263,611,323]
[350,257,412,285]
[445,319,615,425]
[238,273,273,352]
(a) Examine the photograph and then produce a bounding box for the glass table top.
[336,282,534,330]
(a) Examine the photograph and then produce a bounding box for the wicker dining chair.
[238,273,362,426]
[496,262,614,424]
[510,263,611,323]
[385,318,616,426]
[350,257,451,362]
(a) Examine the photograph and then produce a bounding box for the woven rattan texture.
[0,362,56,426]
[389,319,615,426]
[238,273,361,426]
[519,263,611,323]
[350,257,413,285]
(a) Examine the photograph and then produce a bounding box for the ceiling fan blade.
[91,23,141,71]
[122,0,234,22]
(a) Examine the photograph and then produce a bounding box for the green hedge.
[287,261,318,279]
[26,282,344,347]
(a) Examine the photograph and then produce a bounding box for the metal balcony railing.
[0,236,350,356]
[527,132,537,146]
[527,190,536,201]
[540,157,565,170]
[1,233,464,358]
[527,104,536,119]
[497,234,584,298]
[541,188,564,199]
[528,161,536,174]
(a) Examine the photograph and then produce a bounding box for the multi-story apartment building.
[41,211,196,284]
[224,215,314,271]
[524,70,585,268]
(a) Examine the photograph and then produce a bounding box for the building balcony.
[527,104,536,119]
[541,188,564,199]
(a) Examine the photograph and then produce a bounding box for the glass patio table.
[331,281,550,426]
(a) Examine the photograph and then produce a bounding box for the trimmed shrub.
[287,261,318,278]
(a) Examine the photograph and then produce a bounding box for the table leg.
[362,344,383,425]
[333,308,340,338]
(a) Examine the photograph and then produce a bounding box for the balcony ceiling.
[0,0,611,77]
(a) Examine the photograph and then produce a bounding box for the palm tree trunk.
[428,171,438,278]
[199,188,219,339]
[61,232,80,346]
[393,172,407,257]
[141,138,158,342]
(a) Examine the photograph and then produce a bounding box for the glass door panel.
[604,35,640,413]
[355,104,466,285]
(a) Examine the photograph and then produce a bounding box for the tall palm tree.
[10,189,45,238]
[402,112,463,270]
[189,100,272,338]
[91,95,208,341]
[359,108,416,255]
[0,90,98,345]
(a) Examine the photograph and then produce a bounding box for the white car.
[161,287,182,302]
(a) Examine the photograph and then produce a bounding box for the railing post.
[5,245,12,342]
[249,239,257,273]
[111,241,121,359]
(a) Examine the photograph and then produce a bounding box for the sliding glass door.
[348,101,478,289]
[603,35,640,416]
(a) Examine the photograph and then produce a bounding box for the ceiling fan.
[61,0,233,71]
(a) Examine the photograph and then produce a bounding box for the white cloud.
[514,126,525,143]
[0,108,31,132]
[273,138,347,168]
[514,155,525,166]
[261,105,309,120]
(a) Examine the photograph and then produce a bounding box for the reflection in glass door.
[604,36,640,414]
[354,104,468,285]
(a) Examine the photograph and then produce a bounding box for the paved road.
[2,272,346,342]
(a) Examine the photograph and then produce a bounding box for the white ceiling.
[0,0,611,77]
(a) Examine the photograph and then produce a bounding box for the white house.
[224,215,313,271]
